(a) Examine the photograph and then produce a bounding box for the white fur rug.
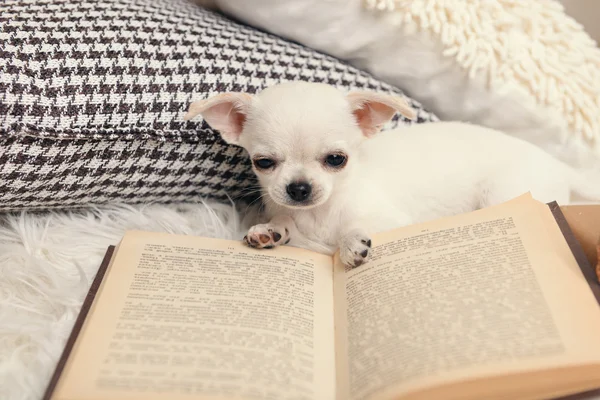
[0,200,251,400]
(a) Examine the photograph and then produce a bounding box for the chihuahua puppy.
[185,82,600,267]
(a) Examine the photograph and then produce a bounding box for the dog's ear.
[347,91,416,137]
[184,93,253,144]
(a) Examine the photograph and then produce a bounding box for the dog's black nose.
[286,182,312,202]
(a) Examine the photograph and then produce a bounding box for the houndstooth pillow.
[0,0,438,211]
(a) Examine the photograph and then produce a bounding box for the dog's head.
[185,82,415,209]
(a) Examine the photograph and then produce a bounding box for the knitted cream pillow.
[213,0,600,172]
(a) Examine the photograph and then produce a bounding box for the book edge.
[41,245,116,400]
[548,202,600,399]
[548,202,600,305]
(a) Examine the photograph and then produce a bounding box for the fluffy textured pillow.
[213,0,600,172]
[0,0,437,211]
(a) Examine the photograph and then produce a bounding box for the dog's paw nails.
[244,224,289,249]
[340,234,372,268]
[243,235,258,247]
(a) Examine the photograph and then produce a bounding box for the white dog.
[185,82,599,267]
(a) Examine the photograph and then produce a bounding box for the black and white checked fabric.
[0,0,438,211]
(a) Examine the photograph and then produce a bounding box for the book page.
[52,231,335,400]
[333,194,600,400]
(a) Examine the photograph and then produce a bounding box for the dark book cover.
[42,245,115,400]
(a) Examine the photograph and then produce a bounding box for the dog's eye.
[325,154,347,168]
[254,158,276,169]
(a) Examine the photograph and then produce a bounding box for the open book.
[44,194,600,400]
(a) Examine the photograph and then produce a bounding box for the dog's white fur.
[186,82,600,267]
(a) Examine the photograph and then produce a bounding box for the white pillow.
[213,0,600,172]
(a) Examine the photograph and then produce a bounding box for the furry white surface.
[0,200,250,400]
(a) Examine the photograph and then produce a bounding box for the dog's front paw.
[339,233,372,268]
[244,224,290,249]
